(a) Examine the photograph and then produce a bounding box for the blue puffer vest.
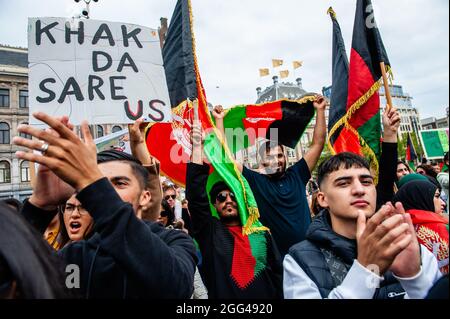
[288,210,406,299]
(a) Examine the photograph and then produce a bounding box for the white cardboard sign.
[28,17,171,126]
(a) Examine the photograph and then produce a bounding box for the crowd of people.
[0,96,448,299]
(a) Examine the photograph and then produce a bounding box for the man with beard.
[212,95,326,256]
[186,124,283,299]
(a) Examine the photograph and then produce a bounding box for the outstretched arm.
[128,118,156,166]
[376,107,400,208]
[303,95,327,172]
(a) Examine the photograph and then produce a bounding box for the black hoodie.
[22,178,197,298]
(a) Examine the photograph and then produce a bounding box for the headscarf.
[393,180,438,212]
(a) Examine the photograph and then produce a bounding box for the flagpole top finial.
[327,7,336,18]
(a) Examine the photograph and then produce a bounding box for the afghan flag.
[326,7,357,157]
[145,0,272,288]
[406,133,417,170]
[328,0,392,180]
[219,98,316,155]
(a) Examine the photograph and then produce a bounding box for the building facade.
[379,84,422,139]
[323,83,422,141]
[0,45,32,200]
[421,113,449,130]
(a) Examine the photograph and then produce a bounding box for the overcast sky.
[0,0,448,119]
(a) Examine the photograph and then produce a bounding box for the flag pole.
[192,99,203,164]
[380,62,393,111]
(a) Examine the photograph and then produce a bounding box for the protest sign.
[28,17,171,126]
[94,128,131,153]
[419,128,449,159]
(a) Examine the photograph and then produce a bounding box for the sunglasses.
[216,191,236,203]
[164,195,176,200]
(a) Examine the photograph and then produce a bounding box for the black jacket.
[186,163,283,299]
[288,210,405,299]
[376,142,397,209]
[22,178,197,298]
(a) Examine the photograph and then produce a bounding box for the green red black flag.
[326,7,353,156]
[406,133,417,169]
[328,0,392,180]
[145,0,275,289]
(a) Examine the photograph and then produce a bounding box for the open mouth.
[70,221,82,231]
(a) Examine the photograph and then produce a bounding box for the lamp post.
[74,0,99,19]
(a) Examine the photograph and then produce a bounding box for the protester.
[44,209,69,250]
[13,113,197,298]
[375,107,401,209]
[437,152,449,209]
[417,164,438,179]
[396,160,412,181]
[393,180,449,273]
[158,199,176,227]
[62,194,94,242]
[128,119,163,221]
[186,123,283,299]
[283,152,442,299]
[163,184,193,234]
[213,95,327,256]
[0,201,69,299]
[431,161,442,174]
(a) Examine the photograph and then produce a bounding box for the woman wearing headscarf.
[393,180,448,274]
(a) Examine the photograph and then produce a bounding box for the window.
[112,125,122,133]
[19,122,32,139]
[0,122,10,144]
[97,125,104,138]
[20,161,30,182]
[0,89,9,107]
[19,90,29,108]
[0,161,11,183]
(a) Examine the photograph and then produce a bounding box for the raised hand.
[313,95,327,111]
[212,105,225,119]
[382,107,400,143]
[128,118,153,165]
[13,112,103,192]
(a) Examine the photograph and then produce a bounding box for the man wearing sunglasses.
[212,96,327,256]
[163,184,192,234]
[185,124,283,299]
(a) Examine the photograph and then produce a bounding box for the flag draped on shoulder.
[327,1,392,181]
[145,0,272,288]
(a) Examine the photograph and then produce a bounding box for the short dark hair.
[416,164,438,179]
[97,150,149,191]
[209,181,230,205]
[317,152,370,187]
[163,184,176,193]
[258,140,284,160]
